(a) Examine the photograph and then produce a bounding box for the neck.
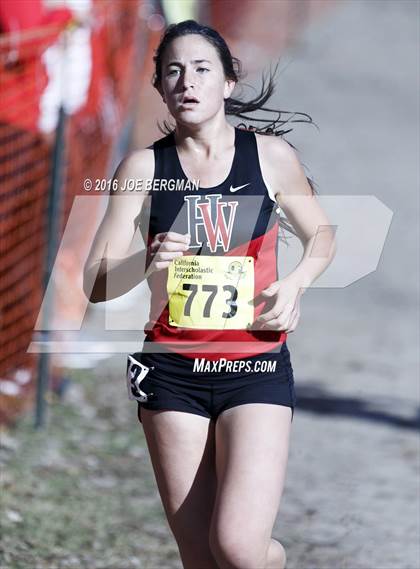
[173,116,235,160]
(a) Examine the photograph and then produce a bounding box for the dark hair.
[152,20,318,238]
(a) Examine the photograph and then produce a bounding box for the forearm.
[283,227,337,291]
[83,248,150,303]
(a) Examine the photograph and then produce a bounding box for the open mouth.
[180,97,199,105]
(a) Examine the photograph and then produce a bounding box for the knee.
[209,531,267,569]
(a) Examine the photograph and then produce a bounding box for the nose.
[181,66,196,90]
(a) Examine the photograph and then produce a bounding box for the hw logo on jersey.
[184,194,238,252]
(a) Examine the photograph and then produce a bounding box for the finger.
[157,241,190,253]
[262,320,287,331]
[150,238,188,254]
[150,238,163,252]
[159,231,191,244]
[155,251,184,262]
[259,315,288,330]
[262,306,296,329]
[152,233,190,253]
[257,300,284,322]
[258,302,293,323]
[153,260,172,270]
[258,311,281,323]
[261,282,281,297]
[285,310,300,333]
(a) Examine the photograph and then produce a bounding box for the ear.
[224,79,236,100]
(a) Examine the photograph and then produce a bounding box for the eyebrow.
[166,59,212,67]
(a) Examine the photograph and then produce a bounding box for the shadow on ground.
[295,382,420,431]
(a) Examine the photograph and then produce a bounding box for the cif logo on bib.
[184,194,238,252]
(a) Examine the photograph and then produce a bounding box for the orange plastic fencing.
[0,0,147,426]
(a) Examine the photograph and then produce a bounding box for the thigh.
[140,407,218,541]
[210,404,292,548]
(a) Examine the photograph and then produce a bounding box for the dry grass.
[0,365,182,569]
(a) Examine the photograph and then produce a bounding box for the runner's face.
[159,34,235,125]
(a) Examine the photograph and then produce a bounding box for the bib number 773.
[167,255,254,330]
[183,283,237,319]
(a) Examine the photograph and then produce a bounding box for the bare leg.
[140,407,220,569]
[209,403,292,569]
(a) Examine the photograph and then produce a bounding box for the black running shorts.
[126,343,297,424]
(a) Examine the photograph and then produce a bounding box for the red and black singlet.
[140,126,287,360]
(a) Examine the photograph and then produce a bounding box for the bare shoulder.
[255,131,295,160]
[96,146,155,231]
[255,132,312,201]
[112,146,155,193]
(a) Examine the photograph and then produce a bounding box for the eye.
[197,67,209,73]
[167,68,179,76]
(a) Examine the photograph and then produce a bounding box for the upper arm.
[257,134,335,246]
[83,147,154,272]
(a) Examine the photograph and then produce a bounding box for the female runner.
[84,19,336,569]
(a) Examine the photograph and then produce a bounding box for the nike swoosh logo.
[229,183,250,193]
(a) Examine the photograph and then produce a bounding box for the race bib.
[167,255,254,329]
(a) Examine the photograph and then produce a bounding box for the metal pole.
[34,105,66,429]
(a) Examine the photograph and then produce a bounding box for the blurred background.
[0,1,418,568]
